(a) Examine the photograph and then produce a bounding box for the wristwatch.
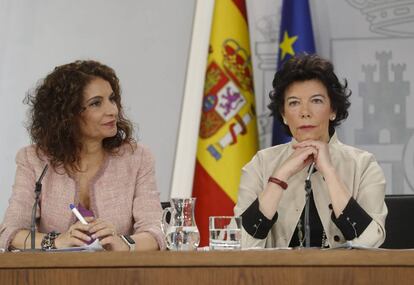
[120,235,136,251]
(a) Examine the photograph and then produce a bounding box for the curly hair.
[25,60,134,171]
[268,54,351,136]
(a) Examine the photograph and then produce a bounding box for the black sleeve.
[331,197,373,240]
[240,198,278,239]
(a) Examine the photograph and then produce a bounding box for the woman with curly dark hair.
[0,60,165,251]
[234,54,387,249]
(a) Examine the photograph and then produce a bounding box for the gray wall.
[0,0,195,218]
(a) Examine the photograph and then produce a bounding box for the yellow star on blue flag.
[279,31,298,60]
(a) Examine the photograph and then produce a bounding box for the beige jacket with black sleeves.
[234,133,387,249]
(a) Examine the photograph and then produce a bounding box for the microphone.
[306,162,316,181]
[30,164,48,250]
[304,162,315,248]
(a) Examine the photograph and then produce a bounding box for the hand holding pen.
[53,204,94,249]
[70,204,88,225]
[66,204,127,251]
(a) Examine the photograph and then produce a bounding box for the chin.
[295,134,320,142]
[104,130,118,138]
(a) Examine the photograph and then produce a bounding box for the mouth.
[298,125,316,130]
[103,120,116,127]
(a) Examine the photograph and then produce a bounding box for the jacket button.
[328,204,333,210]
[334,235,340,242]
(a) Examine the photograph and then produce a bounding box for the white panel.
[0,0,195,218]
[170,0,214,199]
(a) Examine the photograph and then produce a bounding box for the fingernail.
[91,234,96,239]
[87,236,92,241]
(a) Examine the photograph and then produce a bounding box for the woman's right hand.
[272,146,317,181]
[54,217,94,248]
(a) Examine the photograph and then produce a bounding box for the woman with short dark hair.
[235,54,387,248]
[0,60,165,251]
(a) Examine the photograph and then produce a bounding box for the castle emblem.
[356,51,414,193]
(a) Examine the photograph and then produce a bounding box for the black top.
[289,191,325,247]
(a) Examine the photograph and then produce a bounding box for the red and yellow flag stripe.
[193,0,258,246]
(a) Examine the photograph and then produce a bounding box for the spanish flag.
[192,0,258,247]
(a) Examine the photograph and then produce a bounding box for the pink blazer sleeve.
[132,145,166,250]
[0,147,38,250]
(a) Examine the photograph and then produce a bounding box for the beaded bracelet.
[41,231,60,250]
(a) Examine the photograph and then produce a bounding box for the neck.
[81,139,104,155]
[78,140,105,170]
[321,134,330,143]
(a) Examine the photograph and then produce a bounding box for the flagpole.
[170,0,214,198]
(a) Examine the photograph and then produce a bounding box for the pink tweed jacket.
[0,143,166,250]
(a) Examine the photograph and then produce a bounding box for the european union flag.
[272,0,316,145]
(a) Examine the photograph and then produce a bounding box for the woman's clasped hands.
[274,140,334,181]
[54,217,129,251]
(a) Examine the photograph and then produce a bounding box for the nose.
[300,103,311,118]
[105,100,118,117]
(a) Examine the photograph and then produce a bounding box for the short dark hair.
[268,54,351,136]
[25,60,134,171]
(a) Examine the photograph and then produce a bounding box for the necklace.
[297,219,328,248]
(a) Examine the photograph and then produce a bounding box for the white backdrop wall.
[1,0,414,219]
[0,0,195,218]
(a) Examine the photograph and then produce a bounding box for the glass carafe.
[162,198,200,251]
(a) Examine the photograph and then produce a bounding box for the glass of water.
[209,216,242,250]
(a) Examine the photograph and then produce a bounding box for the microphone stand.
[30,164,48,251]
[304,163,315,248]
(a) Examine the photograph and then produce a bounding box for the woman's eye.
[312,98,323,103]
[288,101,299,106]
[89,101,101,107]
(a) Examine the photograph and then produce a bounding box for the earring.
[330,115,336,121]
[283,119,287,124]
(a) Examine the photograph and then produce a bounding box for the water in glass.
[209,216,242,250]
[165,226,200,251]
[209,228,241,250]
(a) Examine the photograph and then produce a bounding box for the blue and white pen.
[69,204,88,225]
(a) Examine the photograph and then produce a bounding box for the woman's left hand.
[293,140,334,177]
[88,219,129,251]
